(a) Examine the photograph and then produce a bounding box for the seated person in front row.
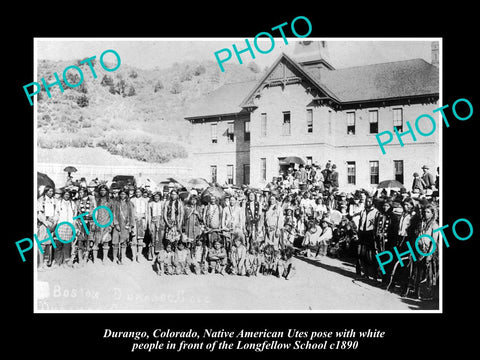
[173,241,192,275]
[245,246,260,276]
[156,243,175,275]
[206,240,227,275]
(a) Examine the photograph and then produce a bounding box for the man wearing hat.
[356,196,379,279]
[421,165,435,190]
[203,194,223,248]
[75,186,97,265]
[411,172,425,194]
[330,164,339,189]
[130,187,149,262]
[111,188,134,265]
[321,161,332,190]
[264,194,284,250]
[93,184,113,264]
[148,191,166,260]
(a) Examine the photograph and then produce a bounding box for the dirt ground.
[35,252,439,312]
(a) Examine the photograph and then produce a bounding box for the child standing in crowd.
[191,238,207,275]
[230,233,247,275]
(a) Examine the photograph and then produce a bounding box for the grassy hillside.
[36,57,263,163]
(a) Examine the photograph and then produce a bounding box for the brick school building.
[184,41,439,192]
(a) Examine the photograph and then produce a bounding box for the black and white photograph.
[33,38,441,312]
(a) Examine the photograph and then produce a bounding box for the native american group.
[37,161,439,300]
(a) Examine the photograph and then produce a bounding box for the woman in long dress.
[183,195,203,246]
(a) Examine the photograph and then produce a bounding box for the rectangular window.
[227,165,234,185]
[370,160,379,185]
[227,122,234,142]
[394,160,404,184]
[282,111,291,135]
[306,108,313,133]
[347,161,356,185]
[210,165,217,183]
[211,123,217,143]
[261,113,267,137]
[347,112,355,134]
[244,120,250,141]
[243,164,250,185]
[393,108,403,132]
[369,110,378,134]
[261,158,267,181]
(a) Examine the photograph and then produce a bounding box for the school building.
[184,41,440,192]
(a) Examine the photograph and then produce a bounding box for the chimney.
[431,41,439,68]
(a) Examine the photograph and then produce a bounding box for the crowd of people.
[37,161,440,300]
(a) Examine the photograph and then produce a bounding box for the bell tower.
[292,40,334,70]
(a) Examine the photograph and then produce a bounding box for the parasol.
[63,166,78,173]
[377,179,405,189]
[201,186,227,204]
[187,177,211,190]
[282,156,305,165]
[37,172,55,189]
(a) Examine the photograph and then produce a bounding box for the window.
[244,120,250,141]
[243,164,250,185]
[347,112,355,134]
[369,110,378,134]
[227,122,234,142]
[211,123,217,143]
[370,161,379,185]
[210,165,217,183]
[393,108,403,132]
[282,111,291,135]
[394,160,404,184]
[306,156,313,166]
[261,113,267,137]
[347,161,356,185]
[261,158,267,181]
[227,165,234,185]
[306,108,313,133]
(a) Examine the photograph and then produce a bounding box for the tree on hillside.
[247,61,261,73]
[101,74,114,87]
[170,80,183,94]
[154,80,164,92]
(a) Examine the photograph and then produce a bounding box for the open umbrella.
[37,172,55,189]
[187,177,210,190]
[63,166,78,173]
[282,156,305,165]
[201,186,226,204]
[377,179,405,189]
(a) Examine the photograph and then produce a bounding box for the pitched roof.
[185,80,257,119]
[185,56,439,119]
[305,58,439,103]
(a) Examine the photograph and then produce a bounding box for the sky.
[35,38,437,71]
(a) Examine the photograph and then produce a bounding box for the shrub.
[154,80,164,92]
[170,80,182,94]
[193,64,206,76]
[101,74,114,87]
